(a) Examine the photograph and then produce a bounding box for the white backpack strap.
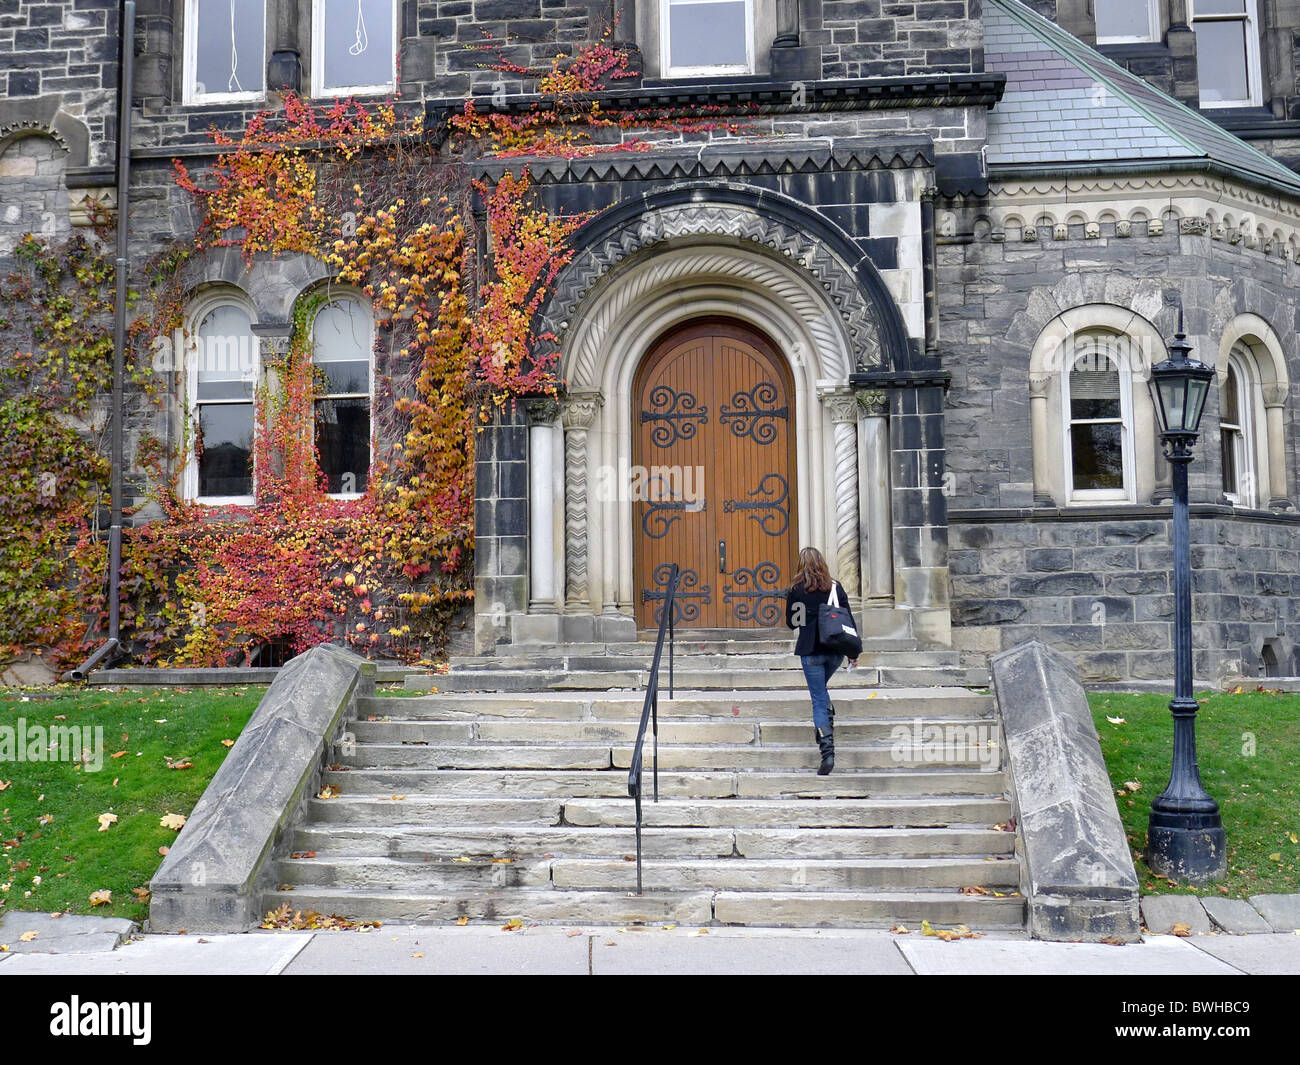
[828,582,839,608]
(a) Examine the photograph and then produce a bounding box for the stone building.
[2,0,1299,682]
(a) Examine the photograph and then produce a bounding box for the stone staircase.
[269,648,1025,928]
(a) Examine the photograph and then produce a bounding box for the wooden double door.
[633,318,798,629]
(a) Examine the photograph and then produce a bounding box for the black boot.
[816,726,835,776]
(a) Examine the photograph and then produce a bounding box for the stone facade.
[4,0,1300,681]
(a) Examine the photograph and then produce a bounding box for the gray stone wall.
[941,216,1300,683]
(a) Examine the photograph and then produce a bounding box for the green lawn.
[1,686,263,925]
[1089,689,1300,899]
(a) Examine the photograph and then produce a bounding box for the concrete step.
[360,689,996,721]
[348,717,999,746]
[560,797,1011,829]
[289,824,1016,859]
[260,886,1022,927]
[274,855,1021,892]
[405,667,988,692]
[447,650,961,672]
[320,767,1012,799]
[301,795,1009,829]
[339,743,1001,771]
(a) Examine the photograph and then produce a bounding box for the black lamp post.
[1145,314,1227,883]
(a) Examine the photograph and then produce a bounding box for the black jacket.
[785,580,857,657]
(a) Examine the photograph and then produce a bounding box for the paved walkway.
[1,923,1297,975]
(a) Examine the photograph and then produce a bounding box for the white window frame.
[1221,347,1258,508]
[660,0,755,78]
[182,0,268,106]
[1095,0,1161,44]
[182,296,260,507]
[311,0,400,98]
[1062,333,1136,505]
[1190,0,1264,108]
[311,295,374,500]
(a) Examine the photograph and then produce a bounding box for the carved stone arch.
[540,182,913,376]
[0,97,90,169]
[180,247,330,327]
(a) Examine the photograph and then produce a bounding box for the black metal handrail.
[627,562,679,895]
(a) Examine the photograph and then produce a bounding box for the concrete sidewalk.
[1,924,1297,975]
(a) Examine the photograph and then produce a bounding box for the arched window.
[1063,331,1135,503]
[311,295,372,496]
[1220,349,1256,508]
[186,298,258,503]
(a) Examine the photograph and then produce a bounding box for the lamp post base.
[1147,816,1227,884]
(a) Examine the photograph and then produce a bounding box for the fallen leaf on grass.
[166,759,194,771]
[158,846,169,857]
[1124,780,1142,792]
[110,751,127,759]
[221,740,235,748]
[37,814,52,826]
[1269,852,1283,862]
[159,813,186,831]
[89,890,112,907]
[1106,716,1126,725]
[132,887,151,902]
[0,781,8,791]
[97,813,117,832]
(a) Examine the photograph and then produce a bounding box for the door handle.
[718,539,726,574]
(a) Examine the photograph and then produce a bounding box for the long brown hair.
[793,546,833,593]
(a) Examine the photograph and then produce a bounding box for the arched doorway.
[633,317,798,628]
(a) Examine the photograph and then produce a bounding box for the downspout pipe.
[66,0,133,682]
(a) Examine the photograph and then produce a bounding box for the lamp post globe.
[1145,316,1227,883]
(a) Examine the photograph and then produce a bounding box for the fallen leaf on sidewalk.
[1171,923,1192,937]
[18,931,37,942]
[890,925,910,934]
[501,918,524,932]
[411,953,424,958]
[317,785,340,799]
[290,851,316,860]
[455,916,469,926]
[567,929,583,937]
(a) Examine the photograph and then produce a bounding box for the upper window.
[1191,0,1263,107]
[660,0,753,77]
[183,0,267,104]
[186,300,258,504]
[311,296,373,496]
[312,0,398,96]
[1063,332,1135,503]
[1095,0,1160,44]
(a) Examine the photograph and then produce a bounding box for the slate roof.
[984,0,1300,197]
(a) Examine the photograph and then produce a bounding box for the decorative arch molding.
[541,182,914,376]
[180,247,330,328]
[1218,313,1290,394]
[561,243,856,390]
[1218,313,1292,509]
[0,96,90,170]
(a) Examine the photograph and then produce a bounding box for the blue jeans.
[800,653,844,737]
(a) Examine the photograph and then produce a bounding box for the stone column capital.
[854,388,889,417]
[561,390,603,430]
[823,391,860,424]
[1029,374,1052,399]
[525,396,562,425]
[1262,383,1289,408]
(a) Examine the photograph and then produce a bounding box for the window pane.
[198,402,254,497]
[1195,0,1246,14]
[195,304,256,400]
[1071,422,1125,491]
[316,397,370,493]
[313,298,371,394]
[669,1,748,69]
[1222,427,1241,495]
[1195,20,1250,103]
[1096,0,1152,38]
[1222,365,1242,424]
[1069,360,1121,421]
[320,0,395,90]
[193,0,265,96]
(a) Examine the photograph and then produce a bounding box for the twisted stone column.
[825,392,861,597]
[562,392,601,612]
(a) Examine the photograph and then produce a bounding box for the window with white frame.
[1095,0,1160,44]
[187,300,258,503]
[1221,347,1257,507]
[311,296,373,496]
[660,0,753,76]
[1063,332,1135,503]
[183,0,267,104]
[1191,0,1263,107]
[312,0,398,96]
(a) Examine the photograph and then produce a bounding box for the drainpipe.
[66,0,133,682]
